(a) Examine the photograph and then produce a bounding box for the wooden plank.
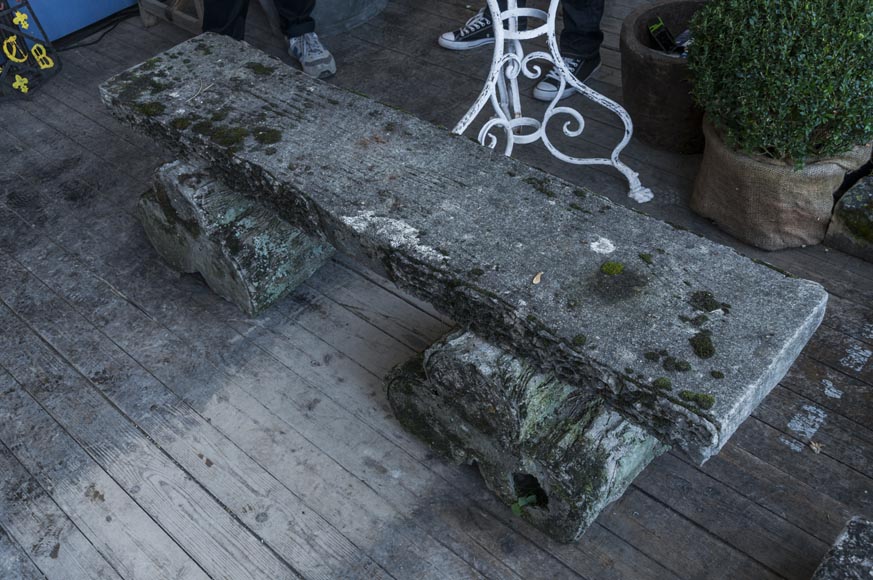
[0,253,394,580]
[633,453,829,580]
[603,487,781,580]
[781,354,873,433]
[753,385,873,480]
[0,214,524,579]
[0,369,210,580]
[0,302,302,580]
[0,522,46,580]
[0,420,123,580]
[729,415,873,520]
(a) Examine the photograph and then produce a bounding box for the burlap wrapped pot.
[691,118,872,250]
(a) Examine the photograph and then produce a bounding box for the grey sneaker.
[289,32,336,79]
[532,54,601,101]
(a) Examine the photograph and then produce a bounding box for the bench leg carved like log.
[386,330,667,543]
[138,160,335,315]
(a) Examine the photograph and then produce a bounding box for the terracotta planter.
[691,119,873,251]
[620,0,705,154]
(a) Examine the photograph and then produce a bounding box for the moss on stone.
[644,351,660,362]
[572,334,587,347]
[689,331,716,359]
[840,190,873,243]
[710,370,725,379]
[600,261,624,275]
[523,176,557,198]
[690,290,722,312]
[135,101,165,117]
[211,109,229,122]
[679,390,715,410]
[210,126,249,148]
[141,57,160,71]
[192,120,213,135]
[752,258,795,277]
[573,188,588,199]
[253,126,282,145]
[638,253,653,265]
[652,377,672,390]
[469,268,485,277]
[171,117,193,130]
[245,62,276,75]
[662,356,691,372]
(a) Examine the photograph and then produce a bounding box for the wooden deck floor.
[1,1,872,579]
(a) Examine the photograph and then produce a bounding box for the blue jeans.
[495,0,604,58]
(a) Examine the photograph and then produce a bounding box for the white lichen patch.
[341,211,446,263]
[839,344,871,373]
[822,379,844,399]
[787,404,827,441]
[589,236,615,254]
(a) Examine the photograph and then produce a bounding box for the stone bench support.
[387,331,666,542]
[811,517,873,579]
[139,160,334,315]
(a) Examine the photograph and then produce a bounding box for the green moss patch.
[572,334,587,347]
[679,390,715,410]
[689,331,716,359]
[245,62,276,75]
[253,126,282,145]
[653,377,672,390]
[523,176,557,198]
[600,261,624,275]
[134,101,165,116]
[663,356,692,372]
[710,370,725,379]
[638,253,653,265]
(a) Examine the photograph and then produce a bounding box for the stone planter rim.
[620,0,706,67]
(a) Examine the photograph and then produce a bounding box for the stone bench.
[101,32,828,540]
[811,517,873,580]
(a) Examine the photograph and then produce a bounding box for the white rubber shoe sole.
[438,32,495,50]
[532,63,601,102]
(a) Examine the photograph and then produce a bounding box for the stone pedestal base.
[138,160,334,315]
[812,517,873,579]
[826,175,873,264]
[386,331,667,543]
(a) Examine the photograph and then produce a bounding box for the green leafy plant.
[688,0,873,166]
[510,494,539,516]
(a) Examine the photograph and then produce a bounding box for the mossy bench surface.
[100,33,827,464]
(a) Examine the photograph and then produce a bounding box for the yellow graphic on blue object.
[30,43,54,69]
[12,74,29,94]
[12,10,29,30]
[3,35,28,62]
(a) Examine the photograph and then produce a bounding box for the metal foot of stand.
[452,0,654,203]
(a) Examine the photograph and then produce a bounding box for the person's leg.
[533,0,604,101]
[279,0,336,79]
[559,0,605,58]
[273,0,315,38]
[202,0,250,41]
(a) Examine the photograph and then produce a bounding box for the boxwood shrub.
[688,0,873,166]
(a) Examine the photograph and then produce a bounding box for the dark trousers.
[496,0,604,58]
[203,0,316,40]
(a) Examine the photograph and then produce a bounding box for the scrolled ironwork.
[452,0,653,203]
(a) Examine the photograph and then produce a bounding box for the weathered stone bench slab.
[387,330,665,542]
[139,160,334,315]
[811,517,873,579]
[100,33,828,464]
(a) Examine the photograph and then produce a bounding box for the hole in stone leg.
[512,472,549,509]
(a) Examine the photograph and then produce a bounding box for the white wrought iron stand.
[452,0,654,203]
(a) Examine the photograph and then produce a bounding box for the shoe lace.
[459,8,491,36]
[299,32,327,58]
[545,56,583,82]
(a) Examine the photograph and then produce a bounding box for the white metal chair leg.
[452,0,654,203]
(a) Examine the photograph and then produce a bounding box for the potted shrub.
[687,0,873,251]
